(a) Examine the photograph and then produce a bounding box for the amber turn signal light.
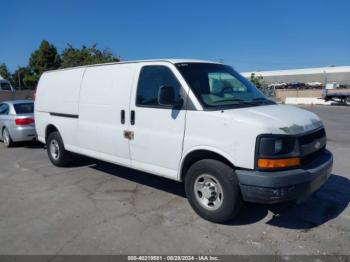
[258,158,300,169]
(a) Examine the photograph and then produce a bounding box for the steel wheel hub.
[194,174,223,210]
[50,139,60,160]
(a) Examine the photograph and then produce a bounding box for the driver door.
[128,64,188,179]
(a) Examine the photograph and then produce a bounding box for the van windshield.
[175,63,274,109]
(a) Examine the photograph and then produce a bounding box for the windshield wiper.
[211,98,274,106]
[212,98,245,103]
[212,98,259,106]
[252,97,268,101]
[250,97,274,104]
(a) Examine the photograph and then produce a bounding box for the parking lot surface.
[0,105,349,255]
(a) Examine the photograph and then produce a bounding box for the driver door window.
[136,66,182,108]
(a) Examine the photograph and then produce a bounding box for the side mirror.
[158,85,183,108]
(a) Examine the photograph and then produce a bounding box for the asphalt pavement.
[0,105,349,255]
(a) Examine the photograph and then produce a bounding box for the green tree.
[60,44,120,68]
[12,67,36,89]
[250,73,264,88]
[29,40,61,81]
[0,63,12,82]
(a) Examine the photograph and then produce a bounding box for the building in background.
[242,66,350,89]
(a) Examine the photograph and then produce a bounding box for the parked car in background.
[267,82,287,89]
[0,76,37,102]
[0,79,15,93]
[306,82,323,89]
[0,100,36,147]
[286,82,306,89]
[0,78,15,102]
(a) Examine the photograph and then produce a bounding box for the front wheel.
[46,131,72,167]
[185,159,242,223]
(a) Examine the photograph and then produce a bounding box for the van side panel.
[35,68,86,147]
[78,64,137,166]
[36,68,85,115]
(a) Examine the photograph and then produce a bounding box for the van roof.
[43,59,220,74]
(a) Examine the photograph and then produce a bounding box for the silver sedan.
[0,100,37,147]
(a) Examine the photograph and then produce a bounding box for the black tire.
[185,159,242,223]
[2,128,14,148]
[46,131,72,167]
[346,97,350,106]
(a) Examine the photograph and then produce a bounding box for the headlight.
[256,135,300,170]
[274,139,283,154]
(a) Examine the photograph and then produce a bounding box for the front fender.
[177,145,235,181]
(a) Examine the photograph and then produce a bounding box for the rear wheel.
[2,128,14,148]
[185,159,242,223]
[345,97,350,106]
[46,131,72,167]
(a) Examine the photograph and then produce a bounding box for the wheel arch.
[45,124,60,143]
[179,147,235,182]
[1,123,11,136]
[1,124,8,138]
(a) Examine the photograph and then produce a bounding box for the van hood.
[223,104,323,135]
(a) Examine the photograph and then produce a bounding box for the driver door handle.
[130,110,135,125]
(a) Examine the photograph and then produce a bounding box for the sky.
[1,0,349,72]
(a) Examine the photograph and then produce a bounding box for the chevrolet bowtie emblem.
[314,139,321,149]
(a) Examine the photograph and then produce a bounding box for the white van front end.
[185,104,332,204]
[177,62,333,211]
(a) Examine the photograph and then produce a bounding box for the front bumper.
[236,150,333,204]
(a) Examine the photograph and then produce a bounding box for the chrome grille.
[299,128,326,166]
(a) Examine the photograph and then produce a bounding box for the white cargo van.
[35,59,333,222]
